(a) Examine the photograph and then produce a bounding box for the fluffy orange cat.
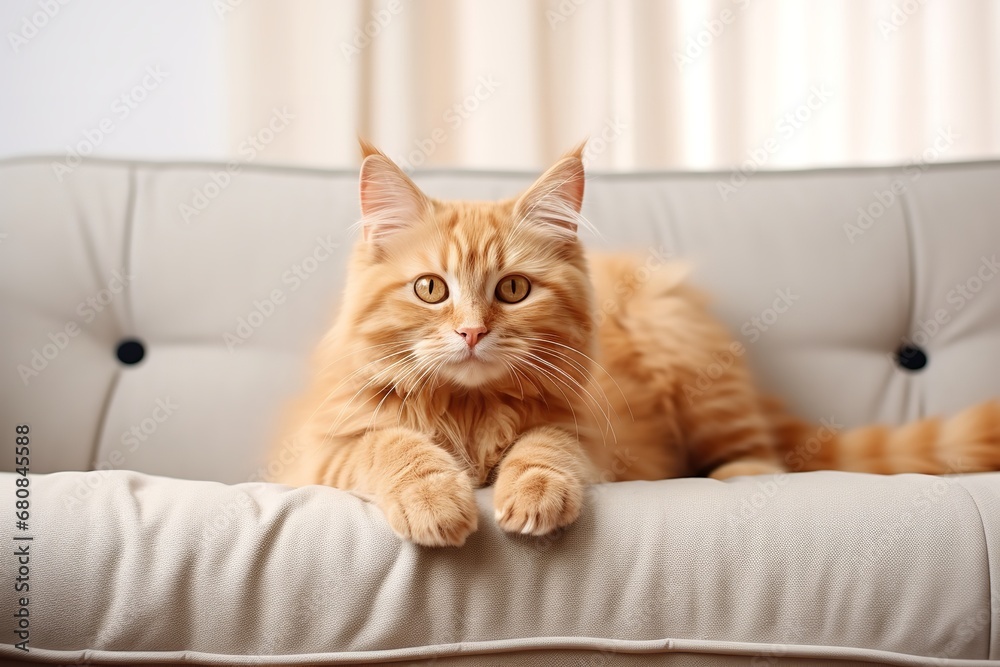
[273,141,1000,546]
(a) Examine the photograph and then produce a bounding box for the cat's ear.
[358,139,430,243]
[513,142,587,237]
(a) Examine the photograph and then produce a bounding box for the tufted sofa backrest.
[1,157,999,483]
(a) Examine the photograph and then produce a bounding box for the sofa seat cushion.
[3,469,998,665]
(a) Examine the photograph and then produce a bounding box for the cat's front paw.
[382,470,479,547]
[493,464,584,536]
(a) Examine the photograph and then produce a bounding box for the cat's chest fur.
[402,391,539,486]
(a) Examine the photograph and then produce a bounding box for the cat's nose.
[456,325,488,348]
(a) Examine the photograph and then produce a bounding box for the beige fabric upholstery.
[0,470,997,665]
[1,157,999,664]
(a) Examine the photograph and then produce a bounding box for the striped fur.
[585,254,1000,481]
[764,397,1000,475]
[273,143,1000,546]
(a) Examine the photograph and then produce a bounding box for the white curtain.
[224,0,1000,171]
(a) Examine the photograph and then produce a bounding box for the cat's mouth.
[441,350,507,387]
[461,349,489,362]
[451,352,492,370]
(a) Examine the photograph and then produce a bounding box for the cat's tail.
[766,397,1000,474]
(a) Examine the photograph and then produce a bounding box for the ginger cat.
[273,142,1000,547]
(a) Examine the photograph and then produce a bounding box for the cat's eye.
[414,274,449,304]
[495,274,531,304]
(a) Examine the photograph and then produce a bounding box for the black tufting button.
[895,344,927,371]
[116,339,145,365]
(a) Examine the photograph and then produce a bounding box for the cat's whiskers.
[502,360,526,400]
[522,336,633,428]
[312,353,412,427]
[523,343,619,440]
[367,355,429,431]
[396,353,477,472]
[328,361,414,437]
[520,347,608,417]
[395,357,445,427]
[414,360,483,475]
[525,335,633,420]
[303,347,413,433]
[510,354,581,441]
[393,354,445,424]
[519,350,616,445]
[327,354,418,437]
[521,338,613,405]
[318,346,412,403]
[505,358,549,408]
[313,340,412,376]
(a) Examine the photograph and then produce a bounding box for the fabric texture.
[1,157,999,664]
[0,470,998,665]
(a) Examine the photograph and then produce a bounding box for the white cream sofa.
[1,156,999,666]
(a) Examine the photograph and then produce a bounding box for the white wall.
[0,0,227,162]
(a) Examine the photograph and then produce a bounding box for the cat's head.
[343,142,594,392]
